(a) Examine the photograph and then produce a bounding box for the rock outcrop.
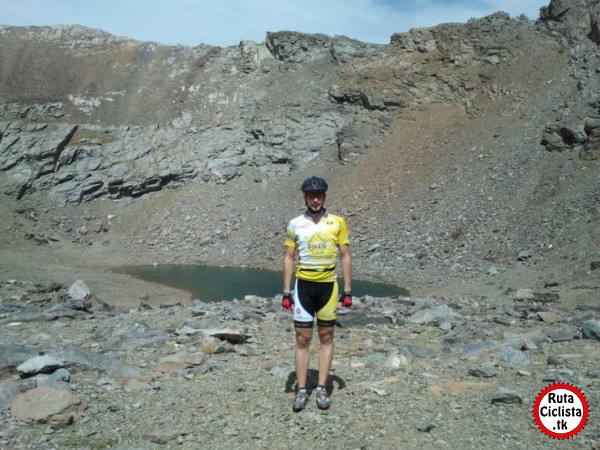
[1,2,596,205]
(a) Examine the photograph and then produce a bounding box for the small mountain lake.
[116,265,409,302]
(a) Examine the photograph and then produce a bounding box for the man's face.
[305,192,326,214]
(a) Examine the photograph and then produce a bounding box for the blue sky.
[0,0,548,47]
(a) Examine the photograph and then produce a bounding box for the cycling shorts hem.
[316,319,336,328]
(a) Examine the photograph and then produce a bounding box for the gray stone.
[144,433,180,445]
[545,329,577,342]
[491,389,523,405]
[36,368,71,386]
[496,347,530,368]
[514,288,534,301]
[517,250,532,261]
[67,279,90,300]
[582,319,600,340]
[17,355,65,376]
[407,304,456,325]
[0,381,20,412]
[398,344,437,358]
[542,371,580,385]
[439,321,453,332]
[270,365,292,381]
[417,421,435,432]
[468,364,499,378]
[461,340,500,358]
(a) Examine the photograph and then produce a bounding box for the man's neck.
[308,208,325,223]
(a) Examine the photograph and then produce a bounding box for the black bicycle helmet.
[301,176,328,193]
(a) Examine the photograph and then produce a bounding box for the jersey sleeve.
[284,223,297,248]
[337,216,350,246]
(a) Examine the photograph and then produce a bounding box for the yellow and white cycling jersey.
[284,211,350,282]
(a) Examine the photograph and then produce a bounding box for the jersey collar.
[304,208,328,222]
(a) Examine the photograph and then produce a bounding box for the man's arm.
[283,245,296,293]
[339,244,352,292]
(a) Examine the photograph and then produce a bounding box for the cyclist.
[282,175,352,411]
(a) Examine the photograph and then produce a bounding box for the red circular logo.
[533,383,589,439]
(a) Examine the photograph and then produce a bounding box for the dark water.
[116,265,409,302]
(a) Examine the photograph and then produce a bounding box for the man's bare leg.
[315,325,334,409]
[317,325,334,386]
[294,327,313,388]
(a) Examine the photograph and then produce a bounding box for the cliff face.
[0,0,598,292]
[0,3,595,205]
[0,25,397,202]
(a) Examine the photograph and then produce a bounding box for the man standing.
[282,175,352,412]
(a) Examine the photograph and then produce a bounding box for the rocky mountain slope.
[0,279,599,449]
[0,0,599,447]
[0,1,598,299]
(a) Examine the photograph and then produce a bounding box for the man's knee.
[295,329,313,348]
[317,327,334,345]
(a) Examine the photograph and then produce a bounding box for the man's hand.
[340,291,352,308]
[281,293,294,311]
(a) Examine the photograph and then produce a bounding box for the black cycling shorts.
[292,278,338,328]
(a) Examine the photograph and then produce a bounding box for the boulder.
[10,385,86,424]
